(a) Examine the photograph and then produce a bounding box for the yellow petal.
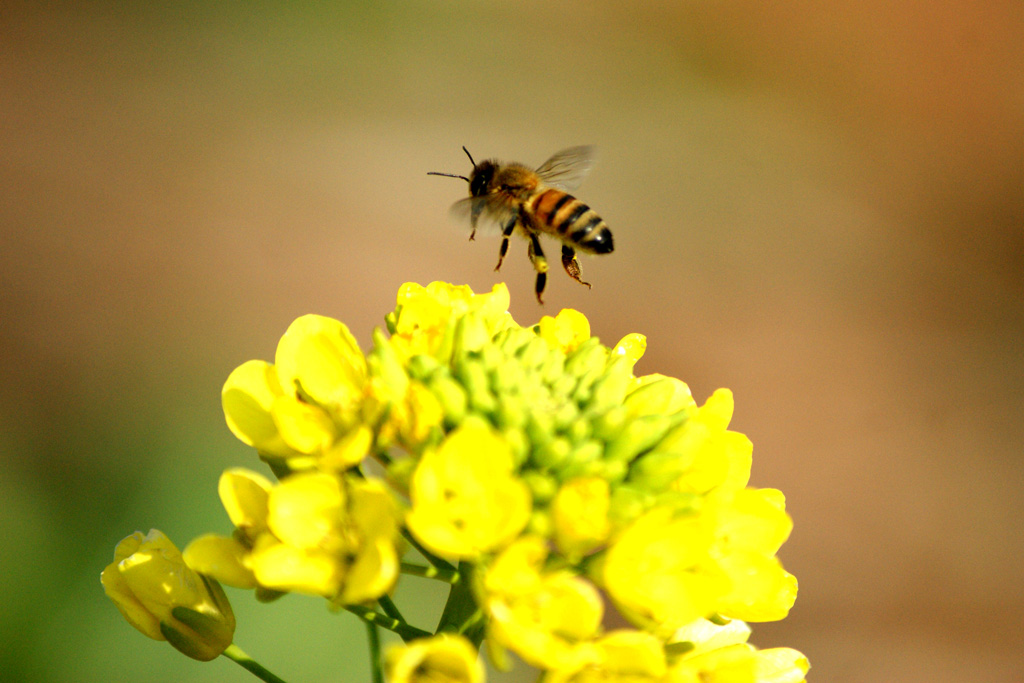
[275,314,366,410]
[267,472,345,549]
[270,395,336,454]
[183,534,257,589]
[218,468,272,533]
[537,308,591,353]
[386,634,484,683]
[611,332,647,365]
[250,536,340,596]
[754,648,809,683]
[221,360,290,455]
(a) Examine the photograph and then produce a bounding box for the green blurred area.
[2,2,1022,681]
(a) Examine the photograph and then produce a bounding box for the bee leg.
[469,204,485,241]
[561,245,592,288]
[495,217,517,271]
[527,233,549,304]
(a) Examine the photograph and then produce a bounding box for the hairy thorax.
[494,165,540,201]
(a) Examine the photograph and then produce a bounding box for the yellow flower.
[552,477,611,558]
[108,281,810,681]
[275,314,366,412]
[670,617,752,655]
[601,507,729,634]
[706,489,798,623]
[252,472,401,604]
[385,633,484,683]
[753,648,809,683]
[544,630,668,683]
[102,530,235,662]
[623,374,696,418]
[375,380,445,451]
[221,315,370,469]
[536,308,591,354]
[481,537,603,673]
[668,644,757,683]
[387,281,513,362]
[629,389,752,495]
[406,423,531,559]
[184,468,273,589]
[610,333,648,365]
[187,469,401,604]
[668,619,808,683]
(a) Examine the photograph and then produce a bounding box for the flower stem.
[377,593,404,621]
[435,561,486,648]
[365,622,383,683]
[345,604,432,642]
[222,644,288,683]
[400,561,461,584]
[401,528,457,573]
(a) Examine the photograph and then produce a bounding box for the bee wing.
[535,146,596,193]
[449,195,518,237]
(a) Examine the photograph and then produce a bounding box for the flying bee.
[429,146,614,303]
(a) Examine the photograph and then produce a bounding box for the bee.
[429,146,613,303]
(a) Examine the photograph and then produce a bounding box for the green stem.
[377,593,404,621]
[365,622,383,683]
[401,528,457,573]
[345,604,432,642]
[222,644,288,683]
[400,561,460,584]
[435,561,486,648]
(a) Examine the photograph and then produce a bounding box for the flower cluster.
[103,281,808,683]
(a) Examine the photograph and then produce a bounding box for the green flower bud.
[500,426,530,468]
[491,358,527,396]
[521,471,559,503]
[567,415,592,444]
[602,459,628,483]
[517,335,553,370]
[558,458,606,481]
[498,326,535,356]
[525,411,556,448]
[569,440,604,468]
[429,375,468,426]
[564,338,608,378]
[541,354,569,386]
[552,402,580,431]
[528,509,553,538]
[496,396,528,430]
[454,357,497,416]
[405,352,443,381]
[550,373,578,400]
[594,405,628,441]
[628,449,693,491]
[102,530,235,662]
[533,436,572,470]
[588,358,635,412]
[607,485,654,528]
[605,414,674,463]
[453,313,491,356]
[555,440,605,480]
[384,309,399,335]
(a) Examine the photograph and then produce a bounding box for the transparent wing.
[449,195,518,238]
[534,146,596,192]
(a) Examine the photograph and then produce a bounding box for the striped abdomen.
[526,188,614,254]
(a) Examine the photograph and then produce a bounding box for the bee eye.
[469,167,493,197]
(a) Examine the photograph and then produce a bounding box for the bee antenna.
[427,171,470,181]
[462,146,476,167]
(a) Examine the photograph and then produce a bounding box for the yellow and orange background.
[1,3,1021,681]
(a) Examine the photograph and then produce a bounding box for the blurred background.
[2,2,1021,681]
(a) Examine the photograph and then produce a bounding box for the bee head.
[427,146,485,193]
[468,160,496,197]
